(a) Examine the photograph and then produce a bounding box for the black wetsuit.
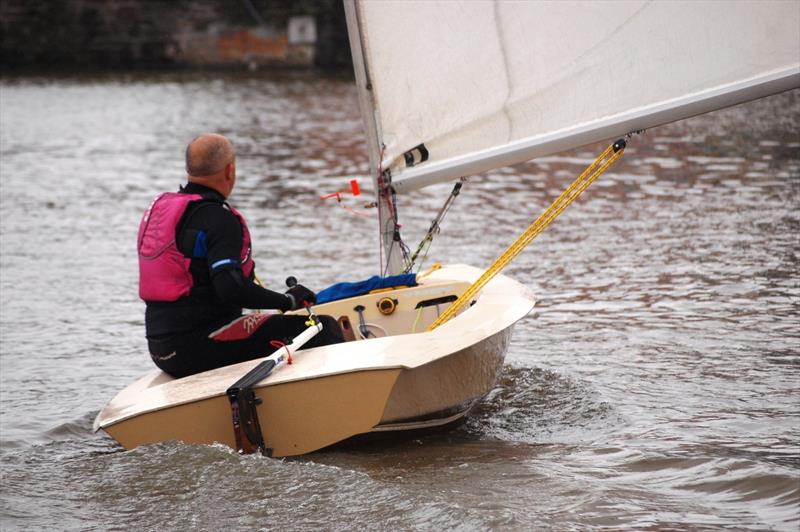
[145,183,343,378]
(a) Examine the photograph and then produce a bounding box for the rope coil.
[427,139,626,331]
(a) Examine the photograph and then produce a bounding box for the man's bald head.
[185,134,235,178]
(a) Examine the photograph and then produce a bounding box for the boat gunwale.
[94,264,535,431]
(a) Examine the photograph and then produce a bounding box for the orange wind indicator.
[319,179,361,202]
[320,179,372,217]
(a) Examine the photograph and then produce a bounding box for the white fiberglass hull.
[93,264,535,457]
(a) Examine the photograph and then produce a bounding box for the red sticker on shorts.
[209,313,272,341]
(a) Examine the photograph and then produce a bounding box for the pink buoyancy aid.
[138,192,253,302]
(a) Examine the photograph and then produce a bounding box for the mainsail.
[344,0,800,272]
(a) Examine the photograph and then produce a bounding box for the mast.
[343,0,404,275]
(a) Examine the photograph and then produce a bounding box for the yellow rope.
[427,140,626,331]
[411,306,424,333]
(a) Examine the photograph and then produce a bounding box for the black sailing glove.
[285,284,317,310]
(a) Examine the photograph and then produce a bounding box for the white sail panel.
[353,0,800,192]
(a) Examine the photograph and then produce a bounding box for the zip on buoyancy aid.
[138,192,253,302]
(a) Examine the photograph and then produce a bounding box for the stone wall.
[0,0,351,70]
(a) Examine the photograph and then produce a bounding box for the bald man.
[138,133,343,378]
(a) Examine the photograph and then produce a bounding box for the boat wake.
[463,365,623,445]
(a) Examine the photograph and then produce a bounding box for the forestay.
[348,0,800,193]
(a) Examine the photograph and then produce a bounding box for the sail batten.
[352,0,800,192]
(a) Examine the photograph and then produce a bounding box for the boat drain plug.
[377,297,398,315]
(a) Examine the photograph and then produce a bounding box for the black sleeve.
[212,269,292,311]
[202,207,247,278]
[194,204,292,311]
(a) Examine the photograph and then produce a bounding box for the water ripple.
[1,74,798,531]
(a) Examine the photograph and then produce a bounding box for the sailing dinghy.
[94,0,799,457]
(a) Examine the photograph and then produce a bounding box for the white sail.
[348,0,800,193]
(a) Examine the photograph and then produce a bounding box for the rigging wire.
[427,138,628,331]
[377,162,411,277]
[404,178,466,273]
[376,145,387,272]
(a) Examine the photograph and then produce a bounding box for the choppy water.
[0,72,798,530]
